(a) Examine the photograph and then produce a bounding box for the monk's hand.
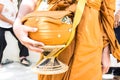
[13,22,45,53]
[101,45,110,74]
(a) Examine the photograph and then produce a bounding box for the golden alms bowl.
[22,11,73,75]
[22,11,72,45]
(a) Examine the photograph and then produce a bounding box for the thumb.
[24,25,38,32]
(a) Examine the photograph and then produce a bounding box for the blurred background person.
[0,0,31,67]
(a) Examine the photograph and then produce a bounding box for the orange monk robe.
[38,0,118,80]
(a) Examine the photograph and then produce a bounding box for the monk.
[13,0,120,80]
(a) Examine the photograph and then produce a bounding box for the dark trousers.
[113,27,120,76]
[0,27,29,63]
[114,27,120,44]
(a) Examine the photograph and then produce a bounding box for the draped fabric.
[37,0,117,80]
[100,0,120,61]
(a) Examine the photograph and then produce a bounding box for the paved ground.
[102,74,113,80]
[0,61,114,80]
[0,54,116,80]
[0,62,37,80]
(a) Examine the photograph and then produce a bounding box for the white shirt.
[115,0,120,13]
[0,0,18,28]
